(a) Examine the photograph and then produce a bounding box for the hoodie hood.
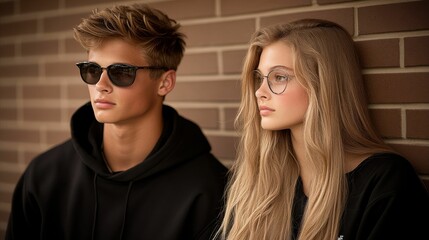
[71,102,212,182]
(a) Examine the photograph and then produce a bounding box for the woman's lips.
[259,106,274,116]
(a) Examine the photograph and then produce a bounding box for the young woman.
[218,19,429,240]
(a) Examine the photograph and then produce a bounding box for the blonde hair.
[73,3,186,78]
[219,19,392,240]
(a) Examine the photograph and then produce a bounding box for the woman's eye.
[275,74,287,82]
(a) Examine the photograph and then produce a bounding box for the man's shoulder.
[26,139,79,177]
[184,153,229,185]
[33,139,75,162]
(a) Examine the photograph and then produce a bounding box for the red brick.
[45,61,79,77]
[65,0,216,20]
[221,0,310,16]
[0,128,39,143]
[261,8,354,35]
[168,80,241,102]
[21,39,59,56]
[0,86,16,99]
[0,190,13,203]
[355,39,400,68]
[369,109,402,139]
[0,19,37,37]
[182,19,255,47]
[67,84,89,100]
[180,53,218,75]
[47,129,70,145]
[390,144,429,175]
[364,73,429,104]
[20,0,58,13]
[223,50,247,74]
[318,0,354,4]
[404,36,429,67]
[0,107,17,121]
[64,0,117,8]
[0,171,20,185]
[0,207,12,220]
[43,12,90,33]
[0,43,15,58]
[177,108,219,129]
[224,107,238,130]
[22,107,61,122]
[358,1,429,35]
[65,38,86,54]
[207,135,239,160]
[0,150,18,163]
[0,63,38,78]
[149,0,215,20]
[406,110,429,139]
[0,1,14,17]
[23,85,61,99]
[0,210,11,228]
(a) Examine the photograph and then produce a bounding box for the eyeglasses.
[253,67,293,94]
[76,62,168,87]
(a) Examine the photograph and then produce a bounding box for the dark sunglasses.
[76,62,168,87]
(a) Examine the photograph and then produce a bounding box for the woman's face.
[255,41,309,131]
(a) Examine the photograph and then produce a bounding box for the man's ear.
[158,70,176,96]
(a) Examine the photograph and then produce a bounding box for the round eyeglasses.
[253,67,293,94]
[76,62,168,87]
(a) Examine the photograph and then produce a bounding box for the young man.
[6,3,228,240]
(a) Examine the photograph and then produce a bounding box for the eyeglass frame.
[76,61,169,87]
[253,67,294,95]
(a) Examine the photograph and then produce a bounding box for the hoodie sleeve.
[5,170,42,240]
[190,156,227,240]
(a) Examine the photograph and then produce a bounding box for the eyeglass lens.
[254,68,289,94]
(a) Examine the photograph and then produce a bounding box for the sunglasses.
[76,62,168,87]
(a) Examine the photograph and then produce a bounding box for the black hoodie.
[6,102,228,240]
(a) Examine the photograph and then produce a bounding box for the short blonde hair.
[73,3,186,78]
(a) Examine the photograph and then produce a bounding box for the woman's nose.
[255,79,269,99]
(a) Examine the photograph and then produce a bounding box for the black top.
[292,153,429,240]
[6,102,228,240]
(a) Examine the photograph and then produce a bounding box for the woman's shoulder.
[350,152,414,176]
[348,152,427,197]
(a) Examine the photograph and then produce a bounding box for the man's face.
[86,38,163,126]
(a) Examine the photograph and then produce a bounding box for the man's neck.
[101,117,163,172]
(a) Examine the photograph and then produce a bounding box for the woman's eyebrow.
[269,65,293,71]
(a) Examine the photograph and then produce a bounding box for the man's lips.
[94,99,115,109]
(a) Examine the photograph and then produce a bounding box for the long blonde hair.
[219,19,392,240]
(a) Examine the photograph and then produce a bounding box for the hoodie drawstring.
[120,181,134,240]
[90,175,133,240]
[91,174,98,240]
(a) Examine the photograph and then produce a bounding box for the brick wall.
[0,0,428,235]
